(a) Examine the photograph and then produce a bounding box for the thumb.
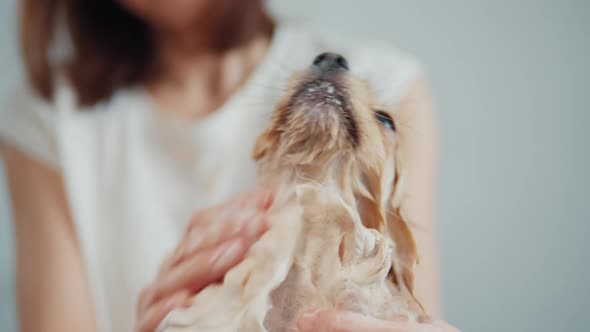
[297,309,422,332]
[297,309,334,332]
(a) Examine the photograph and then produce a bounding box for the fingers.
[297,309,391,332]
[187,189,273,230]
[160,208,269,276]
[136,190,274,332]
[183,205,268,256]
[183,190,272,256]
[135,290,190,332]
[152,237,248,304]
[137,236,250,329]
[158,190,273,274]
[297,309,448,332]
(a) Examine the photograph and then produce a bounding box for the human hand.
[134,190,273,332]
[297,309,460,332]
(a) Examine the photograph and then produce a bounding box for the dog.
[160,53,425,332]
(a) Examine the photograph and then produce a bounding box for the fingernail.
[243,214,266,239]
[170,246,183,263]
[239,192,261,209]
[183,298,193,308]
[185,228,205,255]
[165,297,178,309]
[233,210,256,234]
[156,308,181,332]
[256,190,274,210]
[296,309,320,331]
[296,316,315,331]
[211,239,244,274]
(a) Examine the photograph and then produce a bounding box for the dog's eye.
[375,111,396,131]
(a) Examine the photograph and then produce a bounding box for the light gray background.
[1,1,589,331]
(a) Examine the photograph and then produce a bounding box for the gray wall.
[0,0,20,330]
[1,1,589,331]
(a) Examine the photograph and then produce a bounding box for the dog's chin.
[272,111,351,169]
[292,79,348,108]
[278,79,357,156]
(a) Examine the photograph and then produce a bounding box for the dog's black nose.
[313,52,349,72]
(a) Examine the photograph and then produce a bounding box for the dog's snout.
[313,52,349,73]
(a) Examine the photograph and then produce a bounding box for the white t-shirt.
[0,23,422,332]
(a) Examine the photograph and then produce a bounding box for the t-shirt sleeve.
[0,83,60,169]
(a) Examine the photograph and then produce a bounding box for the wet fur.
[254,69,426,324]
[161,61,426,332]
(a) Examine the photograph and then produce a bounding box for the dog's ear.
[356,195,386,233]
[386,202,425,314]
[386,203,418,292]
[252,128,275,161]
[253,97,289,161]
[385,162,425,313]
[356,161,421,308]
[355,168,387,233]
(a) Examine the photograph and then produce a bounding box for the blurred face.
[116,0,246,32]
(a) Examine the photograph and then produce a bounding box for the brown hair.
[20,0,274,107]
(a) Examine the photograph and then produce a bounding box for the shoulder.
[2,74,138,117]
[0,80,63,168]
[1,75,85,122]
[275,23,425,106]
[0,75,135,169]
[2,80,57,118]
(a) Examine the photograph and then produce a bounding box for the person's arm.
[1,144,98,332]
[395,79,441,318]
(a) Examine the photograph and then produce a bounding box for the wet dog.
[161,53,425,332]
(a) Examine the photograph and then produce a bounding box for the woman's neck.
[146,16,274,121]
